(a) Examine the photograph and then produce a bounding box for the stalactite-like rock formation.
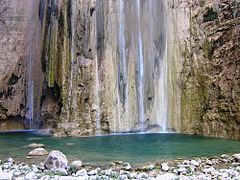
[0,0,239,139]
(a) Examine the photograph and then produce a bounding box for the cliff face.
[0,0,43,130]
[181,0,240,139]
[0,0,239,139]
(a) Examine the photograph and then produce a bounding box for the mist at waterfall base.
[0,132,240,166]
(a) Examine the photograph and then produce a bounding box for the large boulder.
[44,150,68,172]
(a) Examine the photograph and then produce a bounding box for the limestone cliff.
[181,0,240,139]
[0,0,239,139]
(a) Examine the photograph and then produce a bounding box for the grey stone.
[70,160,82,171]
[123,163,131,170]
[76,169,88,177]
[44,150,68,171]
[28,148,48,156]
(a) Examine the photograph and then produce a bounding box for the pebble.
[161,163,170,172]
[190,159,199,166]
[123,162,132,170]
[76,169,88,176]
[70,160,82,171]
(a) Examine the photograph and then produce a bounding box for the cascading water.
[26,0,45,129]
[115,0,168,133]
[136,0,145,132]
[67,0,77,122]
[26,39,34,128]
[94,0,102,135]
[117,0,129,132]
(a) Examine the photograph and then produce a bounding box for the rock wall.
[0,0,42,130]
[181,0,240,139]
[0,0,239,139]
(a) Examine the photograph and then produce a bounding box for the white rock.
[190,159,199,166]
[25,172,36,180]
[161,163,170,172]
[104,169,112,176]
[7,158,14,164]
[177,167,187,174]
[129,172,137,179]
[76,169,88,177]
[13,170,22,176]
[88,169,98,176]
[203,167,215,174]
[0,172,13,180]
[182,160,190,165]
[28,148,48,156]
[206,160,213,165]
[119,174,128,179]
[44,150,68,171]
[156,173,176,180]
[123,162,131,170]
[70,160,82,171]
[233,154,240,162]
[147,164,155,170]
[137,172,148,179]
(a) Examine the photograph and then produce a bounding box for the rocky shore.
[0,149,240,180]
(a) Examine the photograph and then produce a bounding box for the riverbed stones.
[0,172,13,180]
[28,148,48,156]
[156,173,176,180]
[43,150,68,172]
[1,153,240,179]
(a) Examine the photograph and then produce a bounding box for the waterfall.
[26,0,44,129]
[94,56,101,135]
[26,39,34,128]
[68,0,77,122]
[94,0,102,135]
[117,0,129,132]
[136,0,145,132]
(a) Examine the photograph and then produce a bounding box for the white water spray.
[136,0,145,132]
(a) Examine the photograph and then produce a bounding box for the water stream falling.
[136,0,145,132]
[117,0,129,132]
[26,39,34,128]
[67,0,77,122]
[94,0,102,135]
[26,0,44,129]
